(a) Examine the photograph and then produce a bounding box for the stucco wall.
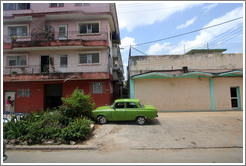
[3,49,109,74]
[134,78,211,111]
[3,3,110,17]
[130,53,243,76]
[213,77,243,110]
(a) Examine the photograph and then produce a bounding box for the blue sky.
[115,2,244,79]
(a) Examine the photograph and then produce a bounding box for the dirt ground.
[85,111,243,151]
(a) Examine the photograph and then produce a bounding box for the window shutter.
[92,53,99,63]
[92,23,99,33]
[79,54,87,64]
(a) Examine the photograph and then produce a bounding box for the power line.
[130,25,242,56]
[132,17,243,47]
[170,25,243,54]
[131,46,149,56]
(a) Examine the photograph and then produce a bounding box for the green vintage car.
[92,99,158,125]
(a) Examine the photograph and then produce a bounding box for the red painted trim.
[3,72,110,82]
[4,40,109,50]
[3,11,112,19]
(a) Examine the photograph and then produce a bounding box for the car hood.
[94,106,111,111]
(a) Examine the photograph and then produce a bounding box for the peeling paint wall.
[129,53,243,76]
[3,49,109,74]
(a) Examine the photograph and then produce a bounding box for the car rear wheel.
[97,115,107,124]
[136,116,145,125]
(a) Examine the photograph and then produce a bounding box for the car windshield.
[110,103,114,108]
[139,102,145,108]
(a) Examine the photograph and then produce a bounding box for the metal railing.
[4,65,67,75]
[3,31,109,45]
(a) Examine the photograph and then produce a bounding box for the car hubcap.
[100,117,106,124]
[138,117,145,125]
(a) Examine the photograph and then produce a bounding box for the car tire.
[136,116,145,125]
[97,115,107,124]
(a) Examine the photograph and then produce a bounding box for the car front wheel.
[97,115,107,124]
[136,116,145,125]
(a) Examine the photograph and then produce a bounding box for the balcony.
[3,31,109,50]
[3,64,110,82]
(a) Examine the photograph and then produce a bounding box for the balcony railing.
[3,64,81,75]
[3,31,109,48]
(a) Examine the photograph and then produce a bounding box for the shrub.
[24,111,64,144]
[60,118,93,142]
[3,120,28,140]
[60,89,95,119]
[3,95,95,145]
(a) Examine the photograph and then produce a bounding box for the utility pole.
[184,44,186,54]
[207,42,209,54]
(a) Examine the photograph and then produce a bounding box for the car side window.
[126,102,139,109]
[115,102,125,109]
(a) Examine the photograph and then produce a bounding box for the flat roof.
[185,49,227,54]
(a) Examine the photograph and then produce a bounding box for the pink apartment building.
[3,3,124,113]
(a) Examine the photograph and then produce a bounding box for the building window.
[230,87,240,108]
[60,55,68,67]
[3,3,30,10]
[92,82,103,94]
[78,23,99,34]
[58,25,68,40]
[7,55,27,66]
[50,3,64,7]
[75,3,89,6]
[79,53,99,64]
[18,89,31,98]
[7,25,29,37]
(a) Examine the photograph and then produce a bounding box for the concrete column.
[209,77,215,110]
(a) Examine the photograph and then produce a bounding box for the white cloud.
[116,2,201,32]
[146,42,172,55]
[176,17,197,30]
[120,36,136,77]
[146,7,243,55]
[203,3,218,12]
[120,36,136,49]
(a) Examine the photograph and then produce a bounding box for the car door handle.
[122,110,125,112]
[137,110,139,112]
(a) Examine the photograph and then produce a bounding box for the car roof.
[114,99,140,103]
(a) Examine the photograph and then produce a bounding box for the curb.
[6,145,99,150]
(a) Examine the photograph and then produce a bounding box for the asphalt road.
[4,111,244,164]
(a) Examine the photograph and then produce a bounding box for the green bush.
[3,89,96,144]
[60,118,93,142]
[24,111,64,144]
[4,109,94,144]
[3,120,28,140]
[60,89,95,119]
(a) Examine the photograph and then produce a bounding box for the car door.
[125,102,140,120]
[112,102,126,121]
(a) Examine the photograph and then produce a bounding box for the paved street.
[4,111,244,164]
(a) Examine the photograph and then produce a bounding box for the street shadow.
[106,118,161,126]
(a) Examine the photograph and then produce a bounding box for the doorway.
[4,91,15,113]
[41,56,49,73]
[44,84,63,110]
